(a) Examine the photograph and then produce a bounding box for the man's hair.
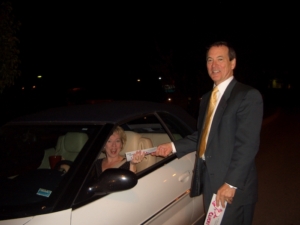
[207,41,236,61]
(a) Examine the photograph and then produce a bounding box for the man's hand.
[216,183,236,208]
[151,142,173,157]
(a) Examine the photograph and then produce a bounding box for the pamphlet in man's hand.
[125,147,157,161]
[204,193,227,225]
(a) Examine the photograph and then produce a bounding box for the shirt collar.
[214,76,234,97]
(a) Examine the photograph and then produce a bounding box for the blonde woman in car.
[95,126,145,174]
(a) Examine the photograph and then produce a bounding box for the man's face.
[206,45,236,85]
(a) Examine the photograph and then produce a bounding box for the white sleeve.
[171,142,176,153]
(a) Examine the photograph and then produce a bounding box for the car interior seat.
[121,131,155,172]
[38,148,56,169]
[58,132,89,161]
[38,135,65,169]
[39,133,88,169]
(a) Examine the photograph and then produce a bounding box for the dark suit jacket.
[174,78,263,207]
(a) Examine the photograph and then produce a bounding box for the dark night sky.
[8,1,298,94]
[0,0,298,124]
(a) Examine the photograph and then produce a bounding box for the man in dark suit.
[152,41,263,224]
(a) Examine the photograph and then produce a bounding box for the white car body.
[72,153,204,225]
[0,101,205,224]
[0,153,204,225]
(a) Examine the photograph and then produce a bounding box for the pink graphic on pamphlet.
[204,194,226,225]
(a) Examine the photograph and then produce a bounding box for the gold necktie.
[199,86,218,158]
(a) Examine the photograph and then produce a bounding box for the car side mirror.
[88,168,137,196]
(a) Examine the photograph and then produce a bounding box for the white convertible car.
[0,101,205,225]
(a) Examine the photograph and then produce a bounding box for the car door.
[72,152,203,225]
[71,113,204,224]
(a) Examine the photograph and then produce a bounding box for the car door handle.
[178,171,190,183]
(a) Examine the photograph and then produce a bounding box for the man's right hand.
[151,142,173,157]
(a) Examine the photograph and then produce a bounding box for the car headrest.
[63,132,89,153]
[120,131,153,156]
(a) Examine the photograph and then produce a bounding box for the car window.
[125,114,171,140]
[88,113,193,177]
[157,112,193,140]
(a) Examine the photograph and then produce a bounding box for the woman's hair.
[113,126,127,147]
[102,126,127,152]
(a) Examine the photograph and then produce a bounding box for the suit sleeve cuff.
[226,183,237,189]
[171,142,176,153]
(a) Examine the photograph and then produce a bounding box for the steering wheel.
[54,160,73,173]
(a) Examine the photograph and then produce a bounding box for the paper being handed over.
[125,147,157,161]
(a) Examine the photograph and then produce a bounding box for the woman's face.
[104,132,123,158]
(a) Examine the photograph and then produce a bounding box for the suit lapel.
[206,79,237,149]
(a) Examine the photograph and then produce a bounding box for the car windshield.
[0,124,99,209]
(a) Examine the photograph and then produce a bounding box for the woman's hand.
[131,150,146,164]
